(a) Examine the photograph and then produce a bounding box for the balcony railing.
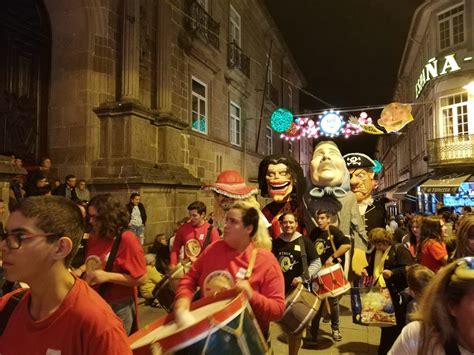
[185,0,220,50]
[266,83,279,105]
[228,42,250,77]
[427,134,474,166]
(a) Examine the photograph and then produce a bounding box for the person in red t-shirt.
[75,194,147,335]
[174,201,285,338]
[169,201,219,268]
[0,196,131,354]
[418,216,448,273]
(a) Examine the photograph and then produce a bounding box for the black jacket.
[126,202,147,226]
[53,184,79,201]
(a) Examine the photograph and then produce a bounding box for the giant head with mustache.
[305,141,368,254]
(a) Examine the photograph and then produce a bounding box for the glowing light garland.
[280,110,363,141]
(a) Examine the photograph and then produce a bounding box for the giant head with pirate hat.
[343,153,382,204]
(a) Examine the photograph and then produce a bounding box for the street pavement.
[138,294,381,354]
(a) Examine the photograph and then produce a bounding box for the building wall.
[378,0,474,212]
[38,0,308,242]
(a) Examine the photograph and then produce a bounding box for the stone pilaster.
[121,0,140,101]
[156,0,173,115]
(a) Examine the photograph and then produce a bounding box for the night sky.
[265,0,424,156]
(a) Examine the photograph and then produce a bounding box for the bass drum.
[129,289,269,355]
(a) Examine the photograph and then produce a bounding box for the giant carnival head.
[203,170,258,212]
[343,152,381,203]
[309,141,350,191]
[258,155,304,204]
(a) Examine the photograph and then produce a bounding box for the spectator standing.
[0,196,131,354]
[76,179,91,202]
[418,217,448,273]
[169,201,219,268]
[77,194,147,335]
[402,215,423,258]
[454,214,474,259]
[54,175,78,202]
[126,192,147,245]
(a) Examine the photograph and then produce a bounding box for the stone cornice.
[93,100,157,121]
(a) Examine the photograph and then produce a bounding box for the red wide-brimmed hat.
[203,170,258,199]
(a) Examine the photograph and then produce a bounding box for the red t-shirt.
[175,240,285,333]
[0,278,131,355]
[170,222,220,266]
[420,240,447,273]
[86,230,146,302]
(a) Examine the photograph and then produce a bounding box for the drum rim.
[129,289,247,351]
[316,262,344,276]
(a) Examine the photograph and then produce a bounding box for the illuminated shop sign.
[415,54,461,98]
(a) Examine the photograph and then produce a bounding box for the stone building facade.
[377,0,474,214]
[0,0,309,242]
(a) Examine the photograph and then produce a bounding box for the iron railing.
[427,134,474,166]
[228,42,250,77]
[185,0,220,50]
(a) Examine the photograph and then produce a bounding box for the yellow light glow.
[462,81,474,95]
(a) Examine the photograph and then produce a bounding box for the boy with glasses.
[0,196,131,354]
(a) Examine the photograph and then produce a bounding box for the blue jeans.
[109,297,136,335]
[129,225,144,245]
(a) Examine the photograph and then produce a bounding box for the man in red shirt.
[170,201,219,267]
[0,196,131,354]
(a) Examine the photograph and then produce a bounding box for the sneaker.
[302,336,318,349]
[277,333,288,344]
[332,329,342,341]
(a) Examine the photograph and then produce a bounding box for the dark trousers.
[309,296,340,338]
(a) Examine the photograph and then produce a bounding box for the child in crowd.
[149,233,171,275]
[139,254,163,306]
[404,264,434,323]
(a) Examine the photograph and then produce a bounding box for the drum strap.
[298,237,310,282]
[244,248,259,280]
[98,233,122,296]
[328,229,337,254]
[202,224,214,251]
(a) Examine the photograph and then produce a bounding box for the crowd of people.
[0,151,473,355]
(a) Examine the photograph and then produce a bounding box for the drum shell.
[311,263,350,299]
[281,284,321,335]
[129,289,269,355]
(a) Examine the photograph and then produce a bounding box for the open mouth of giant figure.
[268,180,292,200]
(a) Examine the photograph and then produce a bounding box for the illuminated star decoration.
[280,110,362,141]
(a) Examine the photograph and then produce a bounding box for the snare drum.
[311,263,350,299]
[153,262,191,312]
[280,283,321,335]
[129,289,269,355]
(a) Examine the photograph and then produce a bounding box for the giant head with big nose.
[310,140,349,188]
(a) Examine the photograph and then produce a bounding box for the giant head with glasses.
[1,196,84,283]
[394,257,474,354]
